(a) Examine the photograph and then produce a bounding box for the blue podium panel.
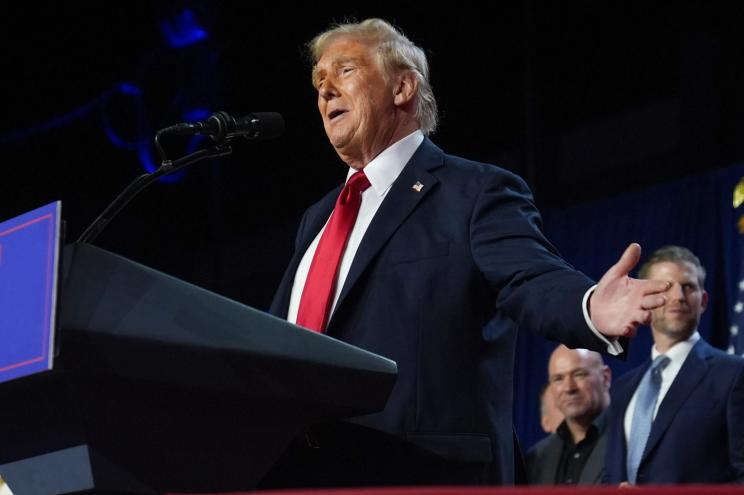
[0,201,61,383]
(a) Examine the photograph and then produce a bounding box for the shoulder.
[695,340,744,375]
[526,433,561,459]
[421,139,532,195]
[443,152,531,194]
[695,344,744,407]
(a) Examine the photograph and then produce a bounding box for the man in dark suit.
[526,345,611,484]
[604,246,744,484]
[264,18,669,487]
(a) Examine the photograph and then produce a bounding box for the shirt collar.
[345,130,425,197]
[651,330,700,364]
[555,419,600,447]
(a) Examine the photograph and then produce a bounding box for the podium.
[0,243,397,494]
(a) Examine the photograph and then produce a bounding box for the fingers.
[640,294,666,310]
[639,310,652,326]
[642,279,672,296]
[631,310,651,332]
[614,311,650,338]
[605,243,642,279]
[621,324,638,339]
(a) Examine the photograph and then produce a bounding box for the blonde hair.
[308,18,438,135]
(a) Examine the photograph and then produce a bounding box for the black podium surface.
[0,243,397,494]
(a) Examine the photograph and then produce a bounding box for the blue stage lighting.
[161,9,208,48]
[116,82,143,96]
[103,82,144,150]
[182,107,210,122]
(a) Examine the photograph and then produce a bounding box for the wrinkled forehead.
[315,36,377,67]
[312,37,380,86]
[549,348,602,375]
[315,32,379,61]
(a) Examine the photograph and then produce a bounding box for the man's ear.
[393,71,418,107]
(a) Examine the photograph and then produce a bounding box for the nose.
[668,283,685,301]
[319,75,339,101]
[560,375,577,394]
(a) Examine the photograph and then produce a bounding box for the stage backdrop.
[514,162,744,451]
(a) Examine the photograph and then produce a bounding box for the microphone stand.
[77,131,233,244]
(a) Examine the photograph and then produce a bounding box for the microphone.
[161,111,284,141]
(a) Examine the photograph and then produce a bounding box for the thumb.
[605,243,642,279]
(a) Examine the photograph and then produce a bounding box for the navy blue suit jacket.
[604,339,744,484]
[270,138,608,483]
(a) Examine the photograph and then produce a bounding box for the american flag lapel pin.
[412,181,424,192]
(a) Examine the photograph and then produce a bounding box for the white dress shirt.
[623,331,701,444]
[287,130,425,325]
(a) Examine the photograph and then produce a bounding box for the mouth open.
[328,109,347,121]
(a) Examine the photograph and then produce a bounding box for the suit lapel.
[618,363,649,434]
[327,139,444,332]
[612,361,649,477]
[642,340,711,462]
[539,435,563,483]
[579,413,608,484]
[298,187,341,255]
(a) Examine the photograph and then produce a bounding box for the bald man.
[526,345,611,485]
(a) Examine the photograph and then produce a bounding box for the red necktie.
[296,171,371,332]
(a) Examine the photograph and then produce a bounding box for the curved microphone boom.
[161,111,285,142]
[78,111,283,244]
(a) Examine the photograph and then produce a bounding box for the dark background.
[2,1,743,452]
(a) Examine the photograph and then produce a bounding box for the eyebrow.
[550,366,592,377]
[312,56,361,85]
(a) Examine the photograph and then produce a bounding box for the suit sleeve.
[469,169,605,351]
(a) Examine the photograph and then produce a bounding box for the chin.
[332,143,355,156]
[326,131,350,148]
[662,326,696,340]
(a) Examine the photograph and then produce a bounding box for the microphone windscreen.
[244,112,285,140]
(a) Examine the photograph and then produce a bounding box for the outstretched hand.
[589,243,670,339]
